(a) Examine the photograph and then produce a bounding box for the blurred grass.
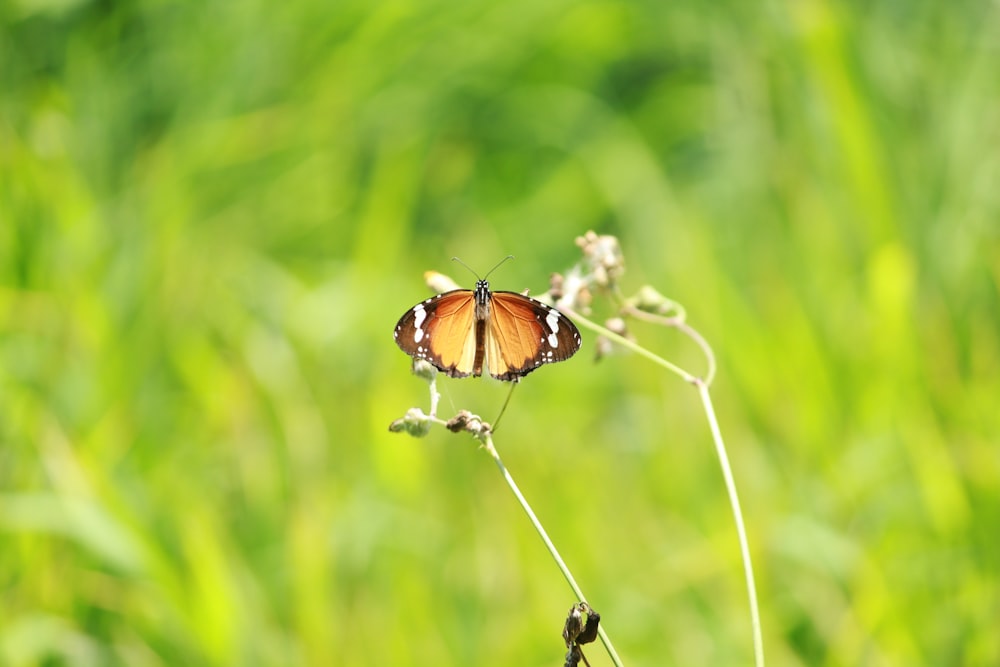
[2,0,999,665]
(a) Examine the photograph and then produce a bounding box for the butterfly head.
[474,279,492,307]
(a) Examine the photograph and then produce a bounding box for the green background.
[2,0,998,665]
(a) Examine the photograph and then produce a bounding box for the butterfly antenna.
[490,381,518,433]
[450,255,515,281]
[484,254,515,280]
[450,257,481,280]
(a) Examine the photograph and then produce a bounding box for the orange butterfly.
[394,270,581,381]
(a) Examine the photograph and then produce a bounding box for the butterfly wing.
[394,290,479,377]
[484,292,582,381]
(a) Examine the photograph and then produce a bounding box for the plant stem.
[563,307,764,667]
[695,380,764,667]
[482,432,625,667]
[562,307,699,383]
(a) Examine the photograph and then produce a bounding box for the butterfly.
[394,267,582,381]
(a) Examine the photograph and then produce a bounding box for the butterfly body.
[394,279,581,381]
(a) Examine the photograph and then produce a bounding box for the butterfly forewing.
[394,290,478,377]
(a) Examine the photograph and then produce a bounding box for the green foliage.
[2,0,999,665]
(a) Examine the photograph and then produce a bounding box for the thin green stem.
[696,381,764,667]
[482,432,625,667]
[621,305,717,386]
[562,307,699,383]
[562,306,764,667]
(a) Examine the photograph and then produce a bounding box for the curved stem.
[562,306,762,667]
[562,307,699,383]
[696,381,765,667]
[620,306,717,386]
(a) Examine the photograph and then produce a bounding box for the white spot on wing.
[545,309,560,348]
[412,304,427,343]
